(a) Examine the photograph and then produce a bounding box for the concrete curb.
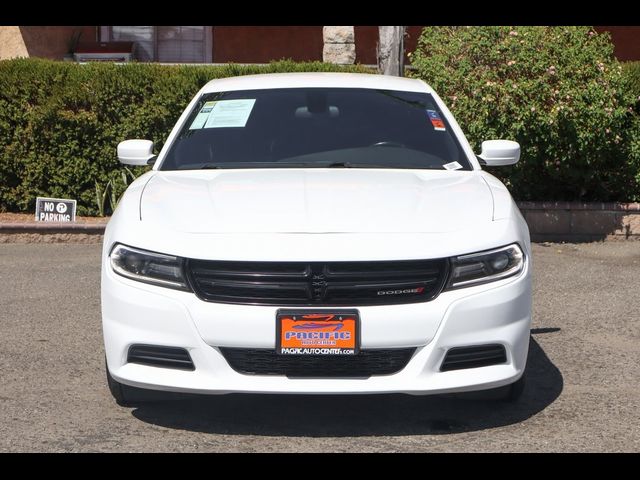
[0,222,107,234]
[0,222,107,243]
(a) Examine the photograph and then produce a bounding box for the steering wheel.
[370,141,405,148]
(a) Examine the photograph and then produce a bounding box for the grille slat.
[442,353,506,363]
[127,345,195,371]
[328,277,439,288]
[220,348,416,378]
[128,355,193,365]
[440,345,507,372]
[129,349,191,361]
[196,278,311,291]
[326,263,442,278]
[197,284,311,303]
[187,259,448,306]
[190,261,310,279]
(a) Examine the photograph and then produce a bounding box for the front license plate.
[276,309,360,355]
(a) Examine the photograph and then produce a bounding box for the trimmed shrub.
[410,26,640,201]
[0,59,372,215]
[625,63,640,186]
[623,61,640,113]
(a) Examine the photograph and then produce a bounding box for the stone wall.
[518,202,640,242]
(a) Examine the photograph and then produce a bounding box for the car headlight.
[109,244,190,291]
[446,243,525,289]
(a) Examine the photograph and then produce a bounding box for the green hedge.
[624,61,640,112]
[2,50,639,215]
[410,26,640,202]
[0,59,372,215]
[625,62,640,188]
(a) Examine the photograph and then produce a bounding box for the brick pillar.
[322,26,355,64]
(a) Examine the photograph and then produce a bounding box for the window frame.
[157,87,474,172]
[100,26,213,63]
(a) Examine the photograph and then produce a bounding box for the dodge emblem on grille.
[377,287,425,296]
[310,272,327,300]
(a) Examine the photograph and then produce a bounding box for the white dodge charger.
[102,72,532,405]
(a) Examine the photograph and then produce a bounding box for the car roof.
[200,72,432,94]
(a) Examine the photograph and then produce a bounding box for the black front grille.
[186,258,448,306]
[440,344,507,372]
[127,345,195,371]
[219,348,416,378]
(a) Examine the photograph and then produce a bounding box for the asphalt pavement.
[0,242,639,452]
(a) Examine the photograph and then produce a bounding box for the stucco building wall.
[0,26,96,60]
[0,26,29,60]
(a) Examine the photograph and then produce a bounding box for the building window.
[104,26,212,63]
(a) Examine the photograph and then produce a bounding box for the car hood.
[140,169,494,234]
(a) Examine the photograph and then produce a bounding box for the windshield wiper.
[319,162,442,169]
[324,161,355,168]
[196,162,313,169]
[320,161,399,168]
[198,162,378,169]
[193,161,444,170]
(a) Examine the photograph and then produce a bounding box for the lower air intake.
[219,347,416,378]
[440,344,507,372]
[127,345,195,371]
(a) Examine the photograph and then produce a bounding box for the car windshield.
[159,87,471,171]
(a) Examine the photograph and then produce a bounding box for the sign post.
[35,197,77,223]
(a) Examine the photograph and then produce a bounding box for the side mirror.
[477,140,520,166]
[117,139,156,166]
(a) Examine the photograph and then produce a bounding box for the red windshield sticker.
[427,110,446,131]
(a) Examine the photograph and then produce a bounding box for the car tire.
[105,359,171,406]
[480,370,527,402]
[106,359,137,406]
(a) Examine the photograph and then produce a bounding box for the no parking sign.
[35,197,77,222]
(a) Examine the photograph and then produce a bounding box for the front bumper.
[101,255,532,395]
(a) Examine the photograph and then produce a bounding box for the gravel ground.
[0,242,639,452]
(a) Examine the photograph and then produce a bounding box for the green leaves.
[623,61,640,115]
[0,59,372,215]
[409,26,640,201]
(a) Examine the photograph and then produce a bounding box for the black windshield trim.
[158,87,472,172]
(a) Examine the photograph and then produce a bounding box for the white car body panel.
[102,73,532,397]
[140,169,493,234]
